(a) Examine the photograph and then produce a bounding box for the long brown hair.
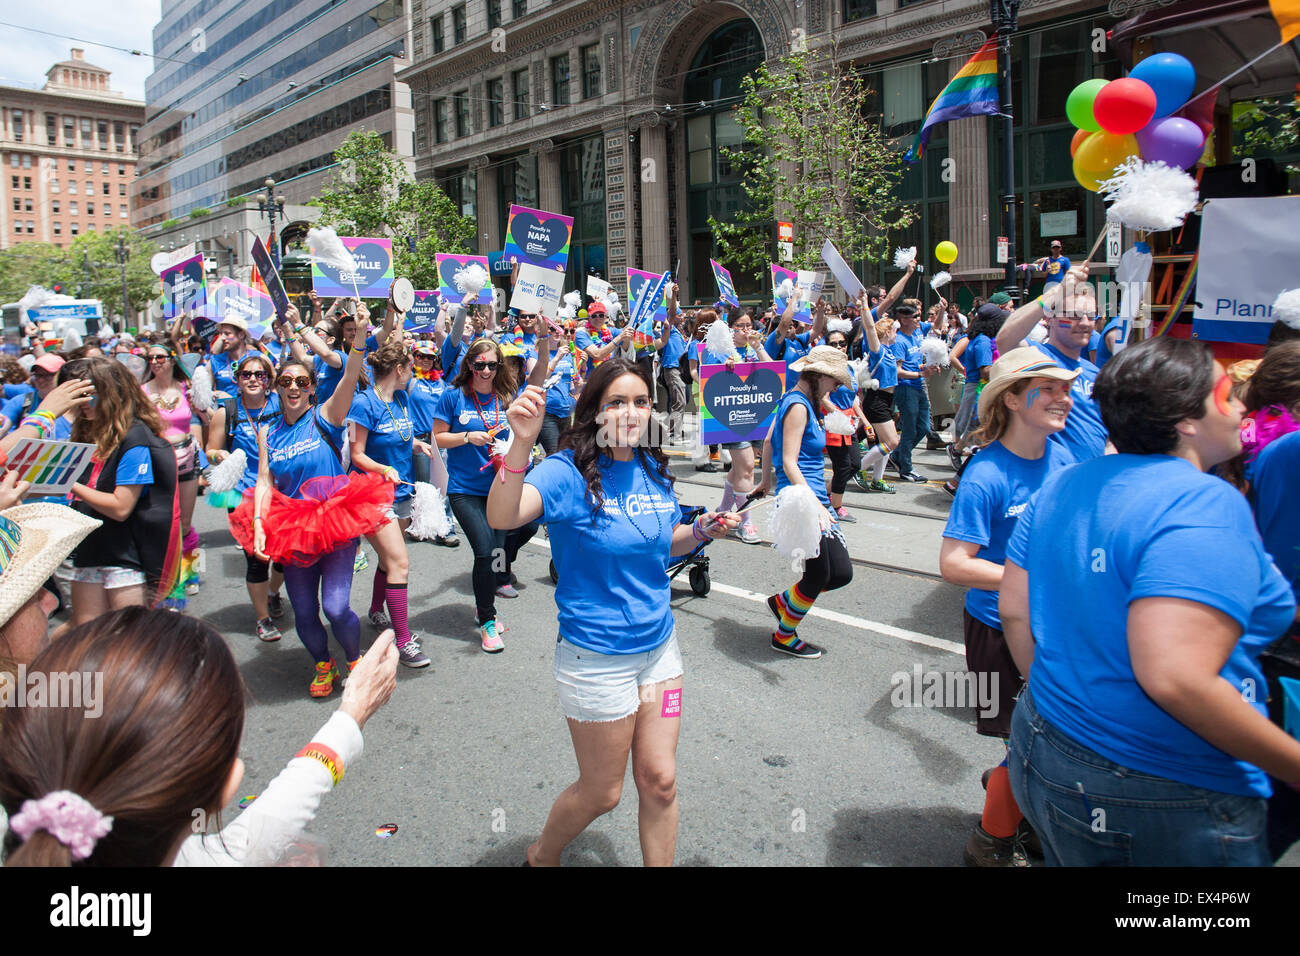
[0,608,244,866]
[60,358,166,458]
[970,378,1031,447]
[450,338,516,406]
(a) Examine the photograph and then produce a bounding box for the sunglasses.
[148,355,170,363]
[470,361,498,371]
[312,327,330,335]
[239,370,270,381]
[276,374,313,389]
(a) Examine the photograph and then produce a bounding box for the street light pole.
[258,177,287,271]
[115,233,130,332]
[991,0,1022,300]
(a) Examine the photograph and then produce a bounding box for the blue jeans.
[449,493,539,625]
[892,385,929,474]
[1008,686,1271,866]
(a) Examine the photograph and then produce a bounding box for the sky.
[1,1,161,100]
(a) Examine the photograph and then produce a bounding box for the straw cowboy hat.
[0,504,101,628]
[790,345,853,387]
[978,347,1080,419]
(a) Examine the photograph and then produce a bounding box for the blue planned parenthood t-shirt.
[313,350,348,404]
[891,322,933,390]
[865,344,898,390]
[543,349,577,418]
[1247,430,1300,604]
[433,386,511,496]
[526,449,681,655]
[661,327,688,370]
[765,329,812,391]
[771,389,829,509]
[227,395,282,493]
[407,376,445,436]
[348,388,416,501]
[1029,340,1107,463]
[1006,454,1296,798]
[943,440,1073,629]
[964,334,994,383]
[265,407,346,498]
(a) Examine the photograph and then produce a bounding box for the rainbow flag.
[905,39,1001,163]
[1155,253,1198,337]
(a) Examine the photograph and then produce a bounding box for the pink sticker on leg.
[661,688,682,718]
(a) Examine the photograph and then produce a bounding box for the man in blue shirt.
[1031,240,1071,289]
[888,301,937,481]
[657,283,689,443]
[996,264,1108,463]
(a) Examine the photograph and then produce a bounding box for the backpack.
[221,396,282,451]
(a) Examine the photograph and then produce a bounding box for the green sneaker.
[867,478,896,494]
[353,548,369,572]
[853,470,873,493]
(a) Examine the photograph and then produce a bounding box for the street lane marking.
[525,539,963,656]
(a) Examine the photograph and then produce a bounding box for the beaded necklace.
[375,385,413,443]
[605,454,666,545]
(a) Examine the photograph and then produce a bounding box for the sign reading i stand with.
[1106,221,1123,267]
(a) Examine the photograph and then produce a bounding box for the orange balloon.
[1069,128,1090,158]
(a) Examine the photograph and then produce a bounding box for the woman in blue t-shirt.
[348,337,437,670]
[433,338,538,652]
[940,347,1077,866]
[855,300,901,494]
[756,346,855,660]
[486,358,737,866]
[1002,338,1300,866]
[236,317,391,700]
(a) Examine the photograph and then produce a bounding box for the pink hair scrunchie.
[10,791,113,861]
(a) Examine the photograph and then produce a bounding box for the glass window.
[487,77,504,127]
[8,154,15,168]
[64,117,74,145]
[120,204,128,218]
[454,90,470,137]
[69,181,77,194]
[512,68,530,120]
[80,118,91,139]
[9,198,17,211]
[843,0,876,20]
[85,159,93,172]
[12,222,19,234]
[22,177,29,189]
[88,202,94,215]
[53,223,61,235]
[119,182,126,195]
[487,0,501,29]
[8,176,16,189]
[46,113,57,145]
[67,159,75,171]
[70,201,78,214]
[551,53,570,106]
[882,63,923,134]
[24,198,32,212]
[581,45,601,100]
[1025,24,1087,126]
[102,182,109,195]
[118,163,125,175]
[52,200,60,213]
[22,155,31,169]
[71,224,79,235]
[11,109,23,142]
[433,99,448,142]
[452,4,466,43]
[431,15,444,53]
[26,221,34,234]
[50,178,59,193]
[687,115,713,185]
[101,161,108,173]
[98,121,109,149]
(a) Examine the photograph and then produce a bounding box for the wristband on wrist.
[295,742,344,786]
[498,461,528,482]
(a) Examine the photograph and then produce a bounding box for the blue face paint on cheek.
[1025,386,1041,409]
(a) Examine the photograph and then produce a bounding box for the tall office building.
[134,0,416,254]
[0,49,144,249]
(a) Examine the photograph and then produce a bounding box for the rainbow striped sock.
[771,584,814,646]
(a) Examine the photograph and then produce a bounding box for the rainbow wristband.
[295,742,344,786]
[19,416,52,439]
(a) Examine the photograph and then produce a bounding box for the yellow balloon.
[1074,131,1140,182]
[1073,151,1105,192]
[935,241,958,264]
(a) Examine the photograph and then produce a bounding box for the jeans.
[663,366,687,438]
[892,385,929,474]
[1007,686,1271,866]
[953,380,980,444]
[538,412,567,457]
[449,493,539,624]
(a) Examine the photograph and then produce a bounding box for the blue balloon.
[1130,53,1196,119]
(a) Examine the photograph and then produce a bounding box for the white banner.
[508,262,564,319]
[1194,196,1300,344]
[820,239,864,298]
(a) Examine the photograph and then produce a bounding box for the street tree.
[709,39,916,288]
[312,129,476,290]
[0,227,159,321]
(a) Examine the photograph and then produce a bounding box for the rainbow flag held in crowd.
[905,39,1001,163]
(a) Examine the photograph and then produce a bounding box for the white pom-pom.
[929,270,952,290]
[60,327,83,350]
[18,285,55,314]
[825,317,852,335]
[1271,288,1300,331]
[1099,159,1199,232]
[921,337,949,368]
[604,290,621,314]
[893,246,917,271]
[705,319,739,360]
[823,409,855,435]
[207,448,248,494]
[850,359,877,391]
[407,482,452,540]
[1027,321,1048,343]
[768,484,823,561]
[563,291,581,310]
[190,365,214,411]
[306,227,357,272]
[775,277,795,302]
[454,262,490,297]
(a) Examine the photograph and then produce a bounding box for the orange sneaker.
[309,659,339,698]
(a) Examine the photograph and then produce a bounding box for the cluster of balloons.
[935,241,958,264]
[1068,53,1206,192]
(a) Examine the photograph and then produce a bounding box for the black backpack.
[221,397,282,451]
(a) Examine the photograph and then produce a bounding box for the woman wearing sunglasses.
[487,359,738,866]
[289,302,348,404]
[820,323,868,523]
[1002,338,1299,865]
[205,352,285,642]
[143,343,202,604]
[433,338,537,652]
[228,318,390,699]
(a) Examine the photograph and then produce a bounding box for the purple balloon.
[1136,116,1205,169]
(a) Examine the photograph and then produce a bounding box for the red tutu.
[229,472,394,567]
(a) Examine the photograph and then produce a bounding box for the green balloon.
[1066,79,1109,132]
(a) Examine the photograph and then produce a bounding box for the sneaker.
[256,618,282,643]
[480,620,505,654]
[964,824,1030,867]
[267,592,285,619]
[695,460,723,473]
[946,443,964,472]
[309,659,339,698]
[397,637,431,668]
[185,580,200,597]
[898,471,929,483]
[942,480,958,497]
[368,610,391,628]
[770,635,823,659]
[342,658,361,687]
[866,479,896,494]
[853,470,873,493]
[735,521,761,544]
[496,583,519,598]
[433,532,460,548]
[834,506,856,523]
[353,549,369,572]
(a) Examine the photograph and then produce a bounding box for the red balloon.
[1069,128,1090,157]
[1093,78,1158,135]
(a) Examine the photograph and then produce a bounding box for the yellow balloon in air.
[935,241,958,264]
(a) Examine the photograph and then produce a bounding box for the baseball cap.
[32,354,65,375]
[989,292,1012,306]
[587,301,607,317]
[1050,240,1063,248]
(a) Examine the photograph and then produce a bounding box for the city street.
[183,443,1010,866]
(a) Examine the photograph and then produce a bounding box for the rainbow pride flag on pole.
[905,39,1001,163]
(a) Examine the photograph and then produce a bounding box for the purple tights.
[282,544,360,664]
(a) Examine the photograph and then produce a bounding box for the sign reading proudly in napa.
[697,360,787,444]
[311,237,395,298]
[161,254,206,319]
[503,204,573,272]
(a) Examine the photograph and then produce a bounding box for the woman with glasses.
[205,352,285,643]
[229,315,390,699]
[487,359,738,866]
[821,325,867,523]
[409,341,459,548]
[433,338,538,653]
[290,310,349,404]
[143,343,202,604]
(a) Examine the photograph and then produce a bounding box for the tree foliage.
[709,40,916,286]
[312,130,475,290]
[0,227,161,321]
[1232,96,1300,176]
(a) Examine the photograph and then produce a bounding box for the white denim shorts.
[553,631,683,723]
[385,495,413,522]
[68,566,147,589]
